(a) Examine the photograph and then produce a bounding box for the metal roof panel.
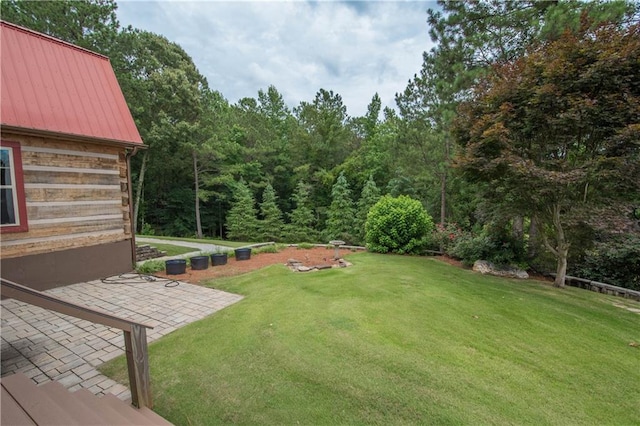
[0,21,143,145]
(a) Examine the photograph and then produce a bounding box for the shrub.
[254,244,279,254]
[449,233,493,267]
[430,222,466,253]
[136,260,166,274]
[365,195,434,254]
[448,228,527,268]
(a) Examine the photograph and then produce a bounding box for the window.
[1,141,28,233]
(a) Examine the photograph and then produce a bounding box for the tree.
[398,0,638,227]
[454,20,640,287]
[114,29,209,236]
[293,89,355,173]
[1,0,120,55]
[324,172,356,244]
[225,179,259,241]
[286,181,318,243]
[354,175,381,245]
[258,183,285,242]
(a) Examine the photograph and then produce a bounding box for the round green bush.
[365,195,434,254]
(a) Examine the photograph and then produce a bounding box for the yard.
[101,252,640,425]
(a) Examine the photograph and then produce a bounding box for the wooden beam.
[124,325,152,409]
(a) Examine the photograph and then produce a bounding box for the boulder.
[473,260,529,279]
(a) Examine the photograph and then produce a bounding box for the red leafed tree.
[453,18,640,287]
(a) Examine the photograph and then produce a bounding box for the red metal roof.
[0,21,143,145]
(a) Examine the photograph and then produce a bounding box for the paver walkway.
[1,275,243,400]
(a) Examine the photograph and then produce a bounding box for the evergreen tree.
[324,172,356,244]
[285,181,318,243]
[354,175,381,245]
[258,183,284,242]
[225,179,258,241]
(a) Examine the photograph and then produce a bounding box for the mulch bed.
[154,246,356,284]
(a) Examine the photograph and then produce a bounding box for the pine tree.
[355,174,381,245]
[258,183,284,242]
[225,179,258,241]
[324,172,356,244]
[285,181,318,243]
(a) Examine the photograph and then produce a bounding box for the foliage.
[285,181,318,243]
[354,175,381,245]
[225,180,259,241]
[1,0,120,55]
[140,243,198,257]
[454,20,640,286]
[449,229,527,268]
[365,195,434,254]
[139,222,155,236]
[429,222,466,253]
[296,243,315,250]
[258,183,285,242]
[135,260,166,275]
[324,172,356,244]
[253,244,280,254]
[103,254,640,425]
[572,234,640,290]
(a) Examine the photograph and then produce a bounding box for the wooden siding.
[0,133,132,258]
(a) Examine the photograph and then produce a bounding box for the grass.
[101,253,640,425]
[137,242,199,257]
[137,234,251,248]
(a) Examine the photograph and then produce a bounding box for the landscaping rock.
[473,260,529,279]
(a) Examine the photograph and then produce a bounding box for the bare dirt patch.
[154,246,357,285]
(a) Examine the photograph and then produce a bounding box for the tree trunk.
[512,216,523,239]
[551,204,569,288]
[535,204,570,288]
[132,150,148,236]
[193,150,203,239]
[440,172,447,226]
[555,245,569,288]
[440,135,450,225]
[527,219,537,259]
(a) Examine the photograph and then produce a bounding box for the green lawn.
[101,253,640,425]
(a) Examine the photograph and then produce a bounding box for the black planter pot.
[211,253,228,266]
[234,248,252,261]
[190,256,209,270]
[165,259,186,275]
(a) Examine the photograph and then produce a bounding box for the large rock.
[473,260,529,279]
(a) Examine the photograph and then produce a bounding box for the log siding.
[0,133,133,258]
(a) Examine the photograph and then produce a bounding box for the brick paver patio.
[1,275,243,400]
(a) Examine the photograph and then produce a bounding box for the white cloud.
[116,0,436,116]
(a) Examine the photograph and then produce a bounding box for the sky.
[116,1,438,117]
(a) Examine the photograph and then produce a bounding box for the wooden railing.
[0,278,154,409]
[549,274,640,301]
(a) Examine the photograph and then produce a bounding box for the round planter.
[234,248,252,261]
[165,259,186,275]
[190,256,209,270]
[211,253,228,266]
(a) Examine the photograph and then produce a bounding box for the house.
[0,21,145,290]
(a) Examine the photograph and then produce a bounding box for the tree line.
[4,0,639,289]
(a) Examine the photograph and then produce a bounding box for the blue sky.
[116,1,437,117]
